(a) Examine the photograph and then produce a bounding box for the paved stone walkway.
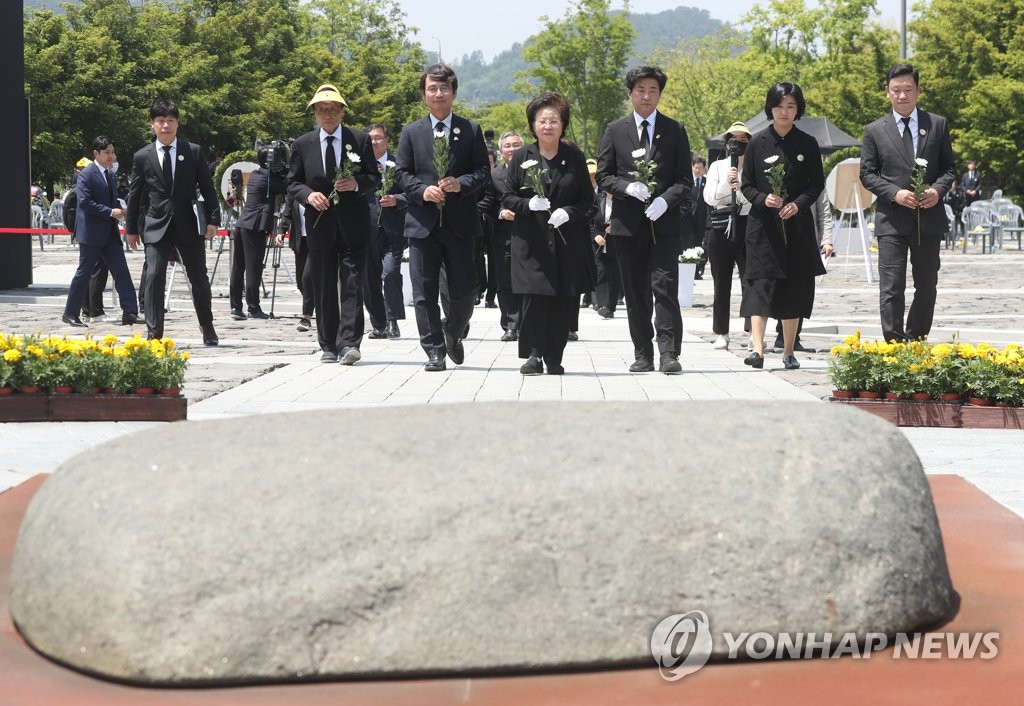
[1,238,1022,516]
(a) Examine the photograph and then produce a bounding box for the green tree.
[912,0,1024,195]
[516,0,635,156]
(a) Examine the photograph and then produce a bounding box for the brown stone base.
[1,474,1022,704]
[0,393,186,422]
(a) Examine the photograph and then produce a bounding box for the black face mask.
[726,138,747,156]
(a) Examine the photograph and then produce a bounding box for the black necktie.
[106,169,116,204]
[161,145,173,186]
[324,135,337,178]
[901,117,914,159]
[639,119,650,152]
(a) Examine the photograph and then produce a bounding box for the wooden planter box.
[960,404,1024,430]
[0,393,186,422]
[829,398,961,428]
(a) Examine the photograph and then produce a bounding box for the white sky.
[402,0,908,63]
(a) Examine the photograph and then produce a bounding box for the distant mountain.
[453,6,726,108]
[24,0,70,10]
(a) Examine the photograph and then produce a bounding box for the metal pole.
[900,0,907,59]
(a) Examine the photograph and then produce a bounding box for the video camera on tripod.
[256,138,291,178]
[253,138,293,318]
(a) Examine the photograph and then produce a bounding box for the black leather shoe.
[121,312,141,326]
[567,331,579,341]
[546,363,565,375]
[629,356,654,373]
[520,356,544,375]
[484,301,497,308]
[782,354,801,370]
[424,352,446,371]
[61,313,88,328]
[248,308,270,320]
[659,354,682,374]
[773,337,784,349]
[230,309,247,321]
[501,329,518,342]
[444,329,465,365]
[597,306,613,319]
[201,325,219,346]
[320,351,338,363]
[367,328,387,339]
[385,321,400,339]
[792,340,808,352]
[744,351,764,368]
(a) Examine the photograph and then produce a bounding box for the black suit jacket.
[367,152,408,247]
[960,169,982,201]
[395,114,490,239]
[860,111,956,238]
[596,112,693,238]
[235,168,286,233]
[286,126,378,250]
[126,139,220,243]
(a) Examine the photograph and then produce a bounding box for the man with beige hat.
[287,84,378,364]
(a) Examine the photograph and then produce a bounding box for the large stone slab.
[9,401,957,685]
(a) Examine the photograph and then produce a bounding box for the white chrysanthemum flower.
[385,160,396,168]
[764,155,780,164]
[915,158,929,167]
[631,148,647,159]
[520,159,539,170]
[346,151,361,163]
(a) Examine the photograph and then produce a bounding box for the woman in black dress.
[502,92,594,375]
[740,82,826,370]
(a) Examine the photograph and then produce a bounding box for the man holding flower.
[287,84,378,364]
[395,64,490,372]
[860,63,955,343]
[596,66,693,375]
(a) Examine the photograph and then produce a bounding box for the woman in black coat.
[740,82,826,370]
[503,91,595,375]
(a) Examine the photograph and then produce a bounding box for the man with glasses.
[395,64,490,371]
[596,66,693,374]
[286,84,378,364]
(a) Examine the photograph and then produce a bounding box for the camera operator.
[229,141,289,320]
[703,121,752,351]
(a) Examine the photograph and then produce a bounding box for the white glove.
[528,195,551,211]
[625,181,651,202]
[547,208,570,228]
[644,196,668,222]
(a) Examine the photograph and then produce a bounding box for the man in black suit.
[229,144,287,320]
[597,65,693,374]
[286,84,378,364]
[482,130,525,340]
[689,156,708,279]
[363,123,407,340]
[961,159,982,205]
[395,64,490,371]
[276,193,315,332]
[860,63,956,342]
[62,136,140,328]
[126,99,221,344]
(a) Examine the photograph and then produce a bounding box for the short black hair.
[149,98,180,120]
[420,63,458,93]
[525,91,571,140]
[886,63,920,87]
[692,156,706,167]
[91,135,114,153]
[625,66,667,92]
[365,123,388,137]
[763,82,806,121]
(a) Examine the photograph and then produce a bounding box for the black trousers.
[613,232,683,360]
[877,232,941,342]
[229,227,268,312]
[143,231,213,339]
[707,216,747,335]
[409,224,474,357]
[518,293,575,367]
[82,260,108,317]
[489,227,520,331]
[593,242,621,313]
[363,224,407,330]
[65,237,138,320]
[309,239,364,354]
[292,236,315,318]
